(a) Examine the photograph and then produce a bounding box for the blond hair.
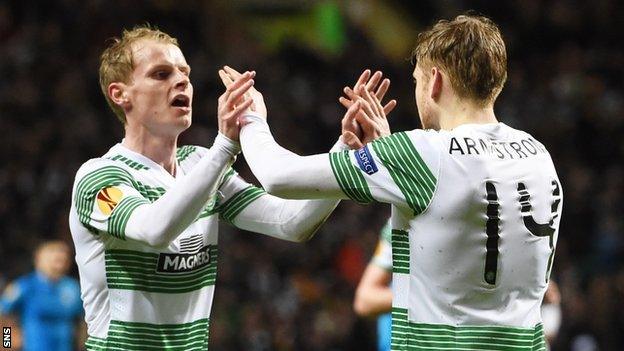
[99,25,179,123]
[411,14,507,106]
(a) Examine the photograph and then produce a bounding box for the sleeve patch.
[355,145,379,175]
[96,187,124,216]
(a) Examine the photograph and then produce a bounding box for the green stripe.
[107,196,150,239]
[134,181,166,202]
[85,336,107,351]
[392,229,410,274]
[219,186,266,223]
[105,248,218,293]
[328,151,374,204]
[391,308,546,351]
[176,145,198,163]
[109,155,150,171]
[75,166,135,229]
[222,167,237,183]
[87,319,210,351]
[372,132,436,215]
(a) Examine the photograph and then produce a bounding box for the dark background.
[0,0,623,350]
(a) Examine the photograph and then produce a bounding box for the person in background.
[0,241,83,351]
[353,222,392,351]
[542,280,562,349]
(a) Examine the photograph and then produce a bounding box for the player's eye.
[153,70,171,80]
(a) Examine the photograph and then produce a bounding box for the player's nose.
[174,70,190,90]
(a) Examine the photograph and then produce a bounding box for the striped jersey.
[69,143,265,351]
[329,123,562,351]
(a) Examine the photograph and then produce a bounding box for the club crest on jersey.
[156,245,212,273]
[96,187,123,216]
[355,145,378,175]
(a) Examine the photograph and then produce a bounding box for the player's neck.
[122,126,178,176]
[439,101,498,130]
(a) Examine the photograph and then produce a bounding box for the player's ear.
[109,82,131,110]
[430,67,442,101]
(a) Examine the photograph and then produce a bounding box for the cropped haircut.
[411,14,507,106]
[99,25,179,123]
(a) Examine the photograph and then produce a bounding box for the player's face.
[125,40,193,137]
[36,245,70,280]
[413,64,440,130]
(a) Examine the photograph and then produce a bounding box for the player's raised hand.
[339,69,397,117]
[217,70,255,141]
[339,69,396,149]
[219,66,267,121]
[352,84,391,145]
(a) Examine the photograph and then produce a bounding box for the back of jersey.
[391,123,562,350]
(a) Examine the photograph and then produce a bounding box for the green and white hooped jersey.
[69,144,264,351]
[329,123,562,351]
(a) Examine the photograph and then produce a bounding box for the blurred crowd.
[0,0,623,350]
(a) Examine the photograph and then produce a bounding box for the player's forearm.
[353,286,393,317]
[234,195,339,242]
[240,115,345,199]
[125,134,238,247]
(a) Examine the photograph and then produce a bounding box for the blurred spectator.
[0,241,83,351]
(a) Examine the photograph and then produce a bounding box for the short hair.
[99,25,179,124]
[411,14,507,106]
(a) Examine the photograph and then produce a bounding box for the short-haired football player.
[69,26,392,350]
[235,14,563,350]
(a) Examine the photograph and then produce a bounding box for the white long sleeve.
[239,115,347,200]
[218,138,348,242]
[123,134,238,247]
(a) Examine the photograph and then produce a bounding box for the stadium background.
[0,0,623,350]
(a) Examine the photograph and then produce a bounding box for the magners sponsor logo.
[156,245,212,273]
[97,187,123,215]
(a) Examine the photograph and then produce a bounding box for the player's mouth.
[171,94,191,112]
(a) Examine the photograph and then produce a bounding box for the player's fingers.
[218,69,235,88]
[342,131,364,149]
[218,70,228,87]
[339,96,353,109]
[354,99,376,131]
[225,71,255,98]
[343,86,358,101]
[365,71,383,92]
[370,92,386,118]
[383,99,397,115]
[353,69,372,89]
[375,78,390,101]
[226,79,254,107]
[223,66,244,79]
[226,66,262,96]
[226,98,254,119]
[362,88,383,118]
[343,100,361,124]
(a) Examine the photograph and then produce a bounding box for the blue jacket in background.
[0,272,83,351]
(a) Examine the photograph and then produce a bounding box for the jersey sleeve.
[329,131,441,215]
[217,173,267,224]
[73,160,150,240]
